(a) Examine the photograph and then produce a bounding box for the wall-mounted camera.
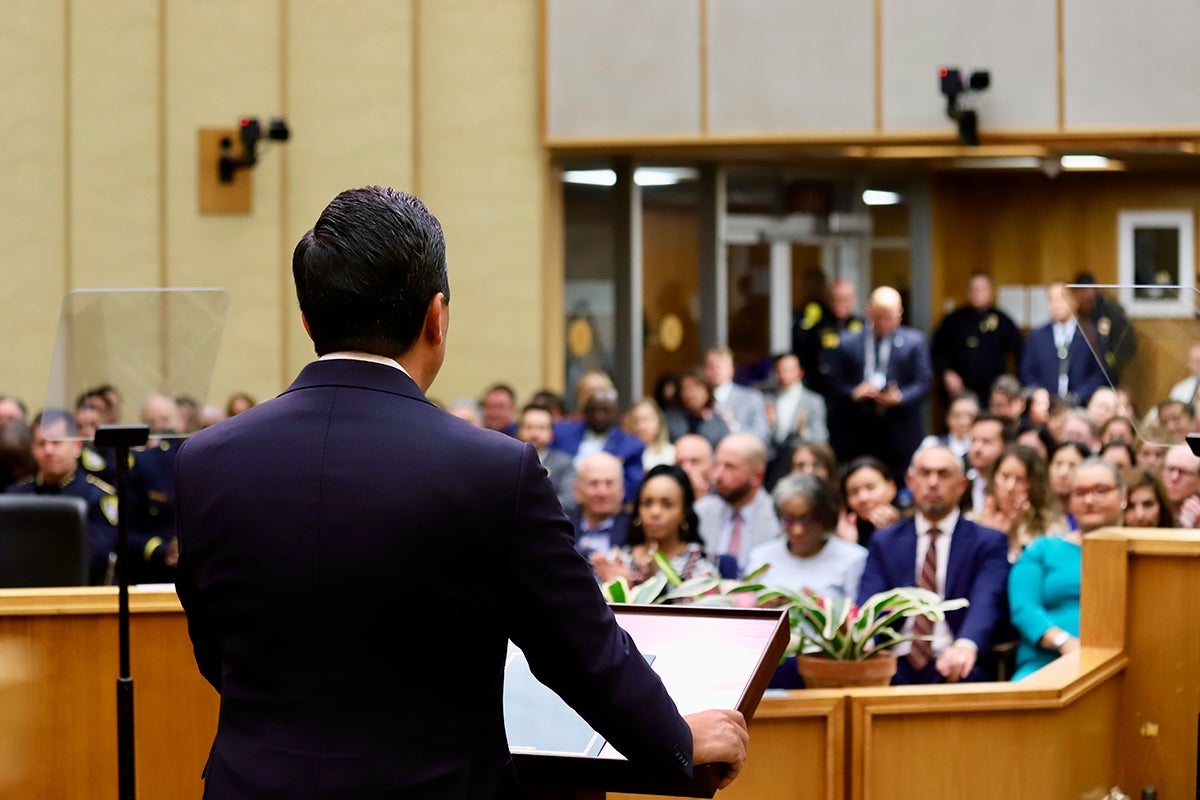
[218,116,290,183]
[938,68,990,146]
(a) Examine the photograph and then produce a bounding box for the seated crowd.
[0,275,1196,686]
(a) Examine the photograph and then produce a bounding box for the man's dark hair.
[530,389,565,418]
[972,411,1015,443]
[483,383,516,402]
[293,186,449,357]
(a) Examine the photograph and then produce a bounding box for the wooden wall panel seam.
[64,0,73,296]
[873,0,882,132]
[279,0,291,389]
[158,0,168,291]
[698,0,708,134]
[1056,0,1065,130]
[411,0,421,195]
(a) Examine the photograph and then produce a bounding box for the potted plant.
[757,586,969,688]
[599,553,766,606]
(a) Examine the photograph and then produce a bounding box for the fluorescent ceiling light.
[562,167,699,187]
[862,190,902,206]
[954,156,1043,169]
[1060,155,1110,169]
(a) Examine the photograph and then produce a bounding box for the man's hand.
[1177,494,1200,528]
[686,709,749,790]
[851,382,879,402]
[935,644,977,683]
[875,383,902,408]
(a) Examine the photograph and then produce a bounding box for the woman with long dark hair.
[590,464,717,587]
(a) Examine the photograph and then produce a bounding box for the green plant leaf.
[653,550,684,586]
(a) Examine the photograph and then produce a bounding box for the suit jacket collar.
[892,514,972,596]
[282,359,433,407]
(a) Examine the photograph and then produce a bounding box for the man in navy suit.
[552,388,644,502]
[174,187,748,799]
[857,444,1010,685]
[1019,281,1109,405]
[826,286,933,484]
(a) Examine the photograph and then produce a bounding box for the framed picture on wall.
[1117,210,1196,318]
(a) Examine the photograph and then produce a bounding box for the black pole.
[94,424,149,800]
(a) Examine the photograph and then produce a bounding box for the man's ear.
[424,293,448,346]
[301,314,313,341]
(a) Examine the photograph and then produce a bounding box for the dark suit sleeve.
[855,534,891,607]
[173,440,222,692]
[954,527,1011,651]
[503,444,694,777]
[895,332,932,408]
[1017,330,1040,389]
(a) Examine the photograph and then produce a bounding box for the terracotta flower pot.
[797,652,898,688]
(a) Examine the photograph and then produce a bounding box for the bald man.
[826,286,933,482]
[694,434,782,577]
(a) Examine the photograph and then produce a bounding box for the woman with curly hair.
[974,444,1063,562]
[590,464,717,590]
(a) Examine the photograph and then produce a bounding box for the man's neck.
[582,510,613,528]
[727,488,758,512]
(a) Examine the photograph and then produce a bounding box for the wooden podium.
[511,605,790,799]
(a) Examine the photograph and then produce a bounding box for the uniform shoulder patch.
[99,495,119,526]
[820,330,840,349]
[800,302,823,330]
[81,448,107,473]
[847,319,864,333]
[86,474,117,495]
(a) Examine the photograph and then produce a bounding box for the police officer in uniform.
[794,277,864,396]
[931,272,1024,403]
[6,409,120,584]
[1071,271,1136,385]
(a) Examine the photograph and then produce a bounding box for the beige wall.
[0,0,547,417]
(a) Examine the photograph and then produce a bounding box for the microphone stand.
[93,424,149,800]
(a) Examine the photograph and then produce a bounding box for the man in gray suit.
[705,348,771,446]
[517,403,576,513]
[694,433,783,577]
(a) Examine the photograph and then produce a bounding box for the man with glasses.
[1162,444,1200,526]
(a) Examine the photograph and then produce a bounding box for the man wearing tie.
[1019,282,1109,405]
[825,286,933,485]
[856,444,1010,685]
[694,434,781,578]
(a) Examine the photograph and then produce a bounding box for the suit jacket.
[856,516,1010,655]
[175,359,692,799]
[716,383,771,444]
[538,447,577,514]
[826,325,932,481]
[550,420,644,502]
[1018,322,1108,404]
[694,489,782,575]
[567,509,632,557]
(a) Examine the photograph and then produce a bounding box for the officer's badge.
[848,319,864,333]
[800,302,823,330]
[81,448,106,473]
[100,495,119,526]
[821,330,840,349]
[966,336,979,348]
[981,314,998,333]
[1098,317,1112,337]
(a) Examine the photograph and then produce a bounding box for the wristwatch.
[1050,630,1072,651]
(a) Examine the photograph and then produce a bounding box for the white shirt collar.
[319,351,412,378]
[916,508,960,538]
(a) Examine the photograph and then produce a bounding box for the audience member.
[988,376,1026,424]
[529,389,566,422]
[590,464,717,593]
[1014,423,1053,461]
[553,388,643,502]
[1048,441,1091,529]
[1025,387,1051,427]
[199,405,226,429]
[572,370,615,417]
[1136,435,1167,478]
[836,456,900,548]
[665,369,730,448]
[973,444,1062,562]
[767,352,827,446]
[1123,467,1173,528]
[448,398,481,426]
[1071,272,1136,384]
[0,395,26,426]
[568,452,630,559]
[176,395,202,434]
[826,286,932,483]
[1156,400,1193,445]
[1168,343,1200,404]
[1019,282,1107,404]
[1098,440,1135,471]
[704,347,770,445]
[932,272,1023,404]
[652,373,682,415]
[517,404,576,513]
[1008,457,1122,680]
[1162,444,1200,526]
[789,440,837,482]
[0,419,35,491]
[966,413,1010,513]
[1058,409,1100,453]
[857,444,1010,685]
[480,383,518,435]
[1099,416,1137,446]
[627,398,675,471]
[694,434,781,577]
[226,392,255,417]
[920,391,979,461]
[795,277,864,395]
[674,434,714,500]
[1085,387,1119,430]
[747,473,867,602]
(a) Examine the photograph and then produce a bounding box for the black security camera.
[219,116,290,184]
[938,67,990,146]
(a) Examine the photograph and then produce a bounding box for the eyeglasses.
[1164,465,1200,478]
[1070,485,1118,501]
[780,513,817,529]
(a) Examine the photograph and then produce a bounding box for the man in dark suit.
[857,444,1010,685]
[568,451,631,558]
[1019,281,1109,405]
[826,286,933,484]
[174,187,747,799]
[552,388,644,502]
